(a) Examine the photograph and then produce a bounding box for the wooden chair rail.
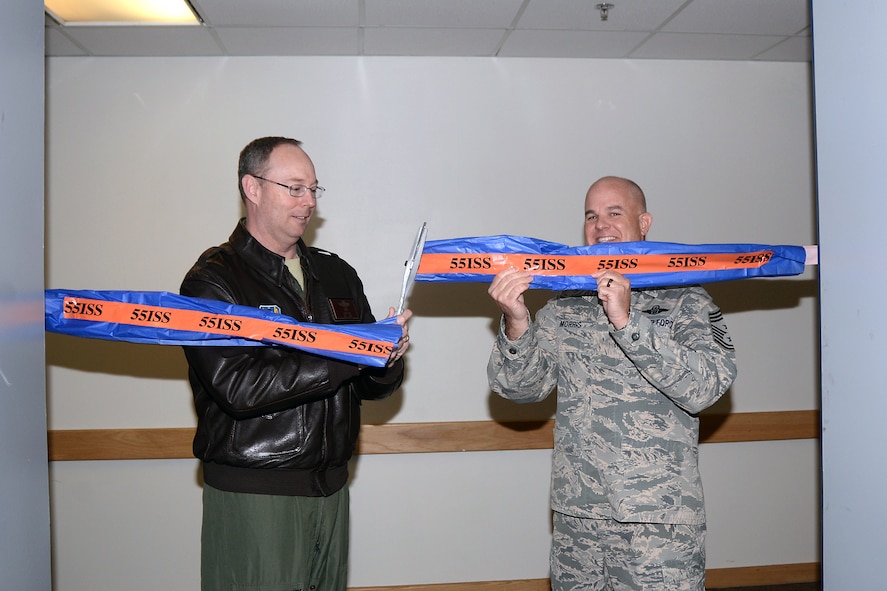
[48,410,819,462]
[345,562,820,590]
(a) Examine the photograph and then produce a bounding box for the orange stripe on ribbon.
[417,250,775,276]
[61,297,394,361]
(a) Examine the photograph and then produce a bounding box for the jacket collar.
[229,218,317,286]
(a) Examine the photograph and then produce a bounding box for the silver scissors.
[396,222,428,315]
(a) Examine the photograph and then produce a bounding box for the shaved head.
[587,176,647,212]
[583,176,652,245]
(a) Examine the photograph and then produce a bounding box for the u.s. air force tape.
[417,236,812,290]
[44,290,402,367]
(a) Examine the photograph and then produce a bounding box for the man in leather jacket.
[181,136,411,591]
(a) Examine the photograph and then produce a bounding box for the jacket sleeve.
[355,357,405,401]
[487,306,559,404]
[611,287,738,415]
[181,275,362,420]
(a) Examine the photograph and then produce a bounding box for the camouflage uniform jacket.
[488,286,737,525]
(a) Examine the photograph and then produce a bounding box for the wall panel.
[46,56,817,590]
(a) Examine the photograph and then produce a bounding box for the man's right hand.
[488,266,534,340]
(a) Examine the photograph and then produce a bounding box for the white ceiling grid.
[45,0,812,61]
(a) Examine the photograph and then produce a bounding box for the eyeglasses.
[251,174,325,199]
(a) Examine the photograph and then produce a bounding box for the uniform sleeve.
[611,287,737,415]
[487,303,559,403]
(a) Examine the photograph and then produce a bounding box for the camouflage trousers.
[551,512,706,591]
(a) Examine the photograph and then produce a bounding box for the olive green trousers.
[201,484,349,591]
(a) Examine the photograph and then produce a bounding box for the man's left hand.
[386,307,412,366]
[592,271,631,331]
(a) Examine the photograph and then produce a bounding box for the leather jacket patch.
[329,298,360,322]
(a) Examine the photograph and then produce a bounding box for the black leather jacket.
[181,220,404,496]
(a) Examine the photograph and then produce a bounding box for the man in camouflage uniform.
[487,176,737,591]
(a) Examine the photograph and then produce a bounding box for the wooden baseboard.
[47,410,819,462]
[706,562,821,587]
[347,563,821,591]
[349,581,548,591]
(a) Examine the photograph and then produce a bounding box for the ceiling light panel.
[45,0,198,25]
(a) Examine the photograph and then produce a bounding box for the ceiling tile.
[632,32,790,61]
[499,29,650,58]
[365,0,524,28]
[517,0,686,31]
[45,26,87,56]
[662,0,811,35]
[754,35,812,62]
[192,0,359,27]
[215,26,360,56]
[59,25,223,56]
[364,27,507,56]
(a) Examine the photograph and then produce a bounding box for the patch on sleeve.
[329,298,361,322]
[709,310,734,351]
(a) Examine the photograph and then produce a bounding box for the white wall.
[46,56,818,589]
